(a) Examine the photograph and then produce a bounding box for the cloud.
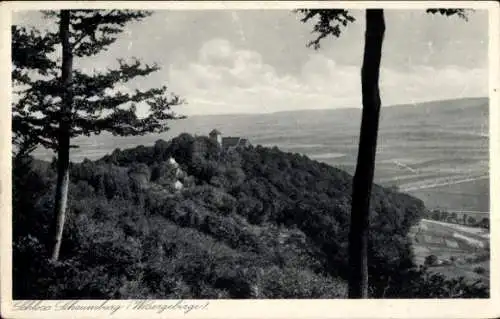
[169,38,351,114]
[13,11,487,118]
[168,38,487,116]
[199,38,234,66]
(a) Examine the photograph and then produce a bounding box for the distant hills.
[31,96,489,163]
[186,96,488,129]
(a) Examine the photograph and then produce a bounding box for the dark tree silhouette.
[12,23,57,157]
[12,9,185,261]
[297,7,471,298]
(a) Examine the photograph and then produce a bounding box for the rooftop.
[209,129,221,135]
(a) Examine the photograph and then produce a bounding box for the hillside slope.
[13,134,488,299]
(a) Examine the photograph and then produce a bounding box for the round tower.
[209,129,222,146]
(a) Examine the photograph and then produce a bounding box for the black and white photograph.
[1,1,499,318]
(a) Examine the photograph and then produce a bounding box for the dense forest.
[12,134,489,299]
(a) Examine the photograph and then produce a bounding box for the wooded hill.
[12,134,489,299]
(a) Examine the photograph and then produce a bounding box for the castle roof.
[209,129,221,136]
[222,137,252,149]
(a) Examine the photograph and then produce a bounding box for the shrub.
[473,266,486,275]
[424,254,439,266]
[260,266,347,298]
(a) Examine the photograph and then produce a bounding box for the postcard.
[1,1,499,318]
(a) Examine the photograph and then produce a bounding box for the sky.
[13,9,489,116]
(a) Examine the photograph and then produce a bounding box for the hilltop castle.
[209,129,251,150]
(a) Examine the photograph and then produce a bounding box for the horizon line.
[182,96,489,118]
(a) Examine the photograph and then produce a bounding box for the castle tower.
[209,129,222,146]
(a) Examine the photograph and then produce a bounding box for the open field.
[410,219,489,283]
[407,178,489,212]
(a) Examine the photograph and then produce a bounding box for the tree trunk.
[348,9,385,298]
[50,10,73,262]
